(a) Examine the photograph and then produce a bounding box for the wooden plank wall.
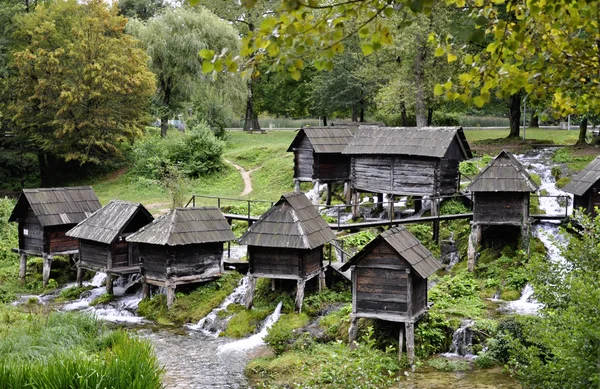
[250,246,302,277]
[302,247,323,276]
[354,241,410,315]
[80,240,109,268]
[111,240,129,267]
[352,156,437,195]
[47,225,79,253]
[20,208,43,253]
[140,243,222,279]
[315,154,350,182]
[294,136,314,179]
[438,159,460,195]
[411,274,427,314]
[474,193,527,223]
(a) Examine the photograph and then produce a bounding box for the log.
[406,322,415,366]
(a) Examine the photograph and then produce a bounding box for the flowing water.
[442,320,476,359]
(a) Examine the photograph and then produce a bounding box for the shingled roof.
[66,200,153,244]
[126,207,235,246]
[340,226,441,278]
[9,187,101,227]
[342,126,472,159]
[287,127,356,154]
[562,156,600,196]
[239,192,335,249]
[467,150,538,193]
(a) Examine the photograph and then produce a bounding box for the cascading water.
[442,320,476,359]
[188,277,249,336]
[502,148,571,315]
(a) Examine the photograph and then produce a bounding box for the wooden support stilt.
[42,254,51,286]
[352,191,360,219]
[467,224,482,272]
[406,322,415,366]
[294,179,300,192]
[106,273,114,295]
[319,269,326,291]
[431,198,440,243]
[344,182,352,204]
[76,266,84,287]
[312,180,320,205]
[348,317,359,349]
[398,323,405,361]
[295,279,305,313]
[326,183,332,206]
[271,278,276,292]
[166,285,175,308]
[245,275,256,309]
[19,253,27,283]
[142,277,150,299]
[388,194,395,219]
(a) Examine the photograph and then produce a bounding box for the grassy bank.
[0,306,162,388]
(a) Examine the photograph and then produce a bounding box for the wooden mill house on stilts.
[8,187,101,286]
[466,150,539,271]
[340,226,441,364]
[126,207,236,307]
[66,200,154,294]
[563,156,600,217]
[342,126,472,239]
[287,127,356,205]
[239,192,336,312]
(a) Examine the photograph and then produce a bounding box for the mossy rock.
[500,289,521,301]
[556,177,571,188]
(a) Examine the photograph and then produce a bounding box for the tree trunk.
[414,36,427,127]
[160,114,169,137]
[576,117,588,146]
[252,114,261,130]
[243,81,254,131]
[401,101,408,126]
[321,116,327,126]
[427,108,434,126]
[359,105,365,122]
[530,111,539,128]
[351,106,358,122]
[508,92,521,138]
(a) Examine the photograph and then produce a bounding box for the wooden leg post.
[344,182,352,204]
[414,197,422,213]
[319,269,326,291]
[142,279,150,299]
[295,279,305,313]
[166,285,176,308]
[326,183,332,206]
[42,254,52,287]
[399,323,405,362]
[106,273,114,295]
[468,224,482,272]
[294,179,300,192]
[348,317,359,349]
[312,180,320,205]
[76,266,84,287]
[406,322,415,366]
[352,191,359,220]
[19,253,27,283]
[271,278,276,292]
[245,275,256,309]
[388,194,395,220]
[432,198,440,243]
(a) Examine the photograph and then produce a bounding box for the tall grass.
[0,309,163,389]
[459,116,510,127]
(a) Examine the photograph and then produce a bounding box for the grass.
[137,272,242,325]
[0,306,162,388]
[89,293,115,306]
[427,357,471,372]
[55,285,95,302]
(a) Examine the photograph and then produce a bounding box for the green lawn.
[463,128,579,145]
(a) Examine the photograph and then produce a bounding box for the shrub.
[459,160,479,177]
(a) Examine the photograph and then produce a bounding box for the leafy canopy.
[10,0,156,164]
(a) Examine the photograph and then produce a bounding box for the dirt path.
[224,159,260,196]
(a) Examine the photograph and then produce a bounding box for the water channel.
[16,148,570,388]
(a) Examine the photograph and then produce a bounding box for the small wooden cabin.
[8,186,101,285]
[66,200,154,294]
[340,226,441,364]
[466,150,538,271]
[287,127,356,204]
[563,156,600,216]
[239,192,336,312]
[126,207,235,307]
[342,126,472,200]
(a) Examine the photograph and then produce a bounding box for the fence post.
[337,207,341,230]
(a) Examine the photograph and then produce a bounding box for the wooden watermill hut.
[339,226,441,364]
[287,126,356,204]
[239,192,336,312]
[563,156,600,216]
[66,200,154,294]
[466,150,538,271]
[342,126,472,200]
[8,186,101,285]
[126,207,236,307]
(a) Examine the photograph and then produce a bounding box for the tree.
[9,0,155,182]
[128,6,239,137]
[508,211,600,388]
[118,0,165,20]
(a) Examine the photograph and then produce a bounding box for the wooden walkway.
[329,262,351,281]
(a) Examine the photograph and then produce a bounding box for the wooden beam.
[295,279,305,312]
[406,322,415,366]
[246,275,256,309]
[42,254,51,287]
[19,253,27,283]
[398,324,404,362]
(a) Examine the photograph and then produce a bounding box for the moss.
[264,312,310,354]
[223,306,271,338]
[137,272,242,325]
[319,304,352,342]
[500,289,521,301]
[55,285,95,302]
[89,293,115,306]
[556,177,571,188]
[529,173,542,187]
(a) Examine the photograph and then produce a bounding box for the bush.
[459,160,479,177]
[432,111,461,126]
[427,357,470,371]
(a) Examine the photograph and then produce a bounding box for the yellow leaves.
[361,44,373,56]
[447,52,457,63]
[434,47,445,57]
[434,84,444,96]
